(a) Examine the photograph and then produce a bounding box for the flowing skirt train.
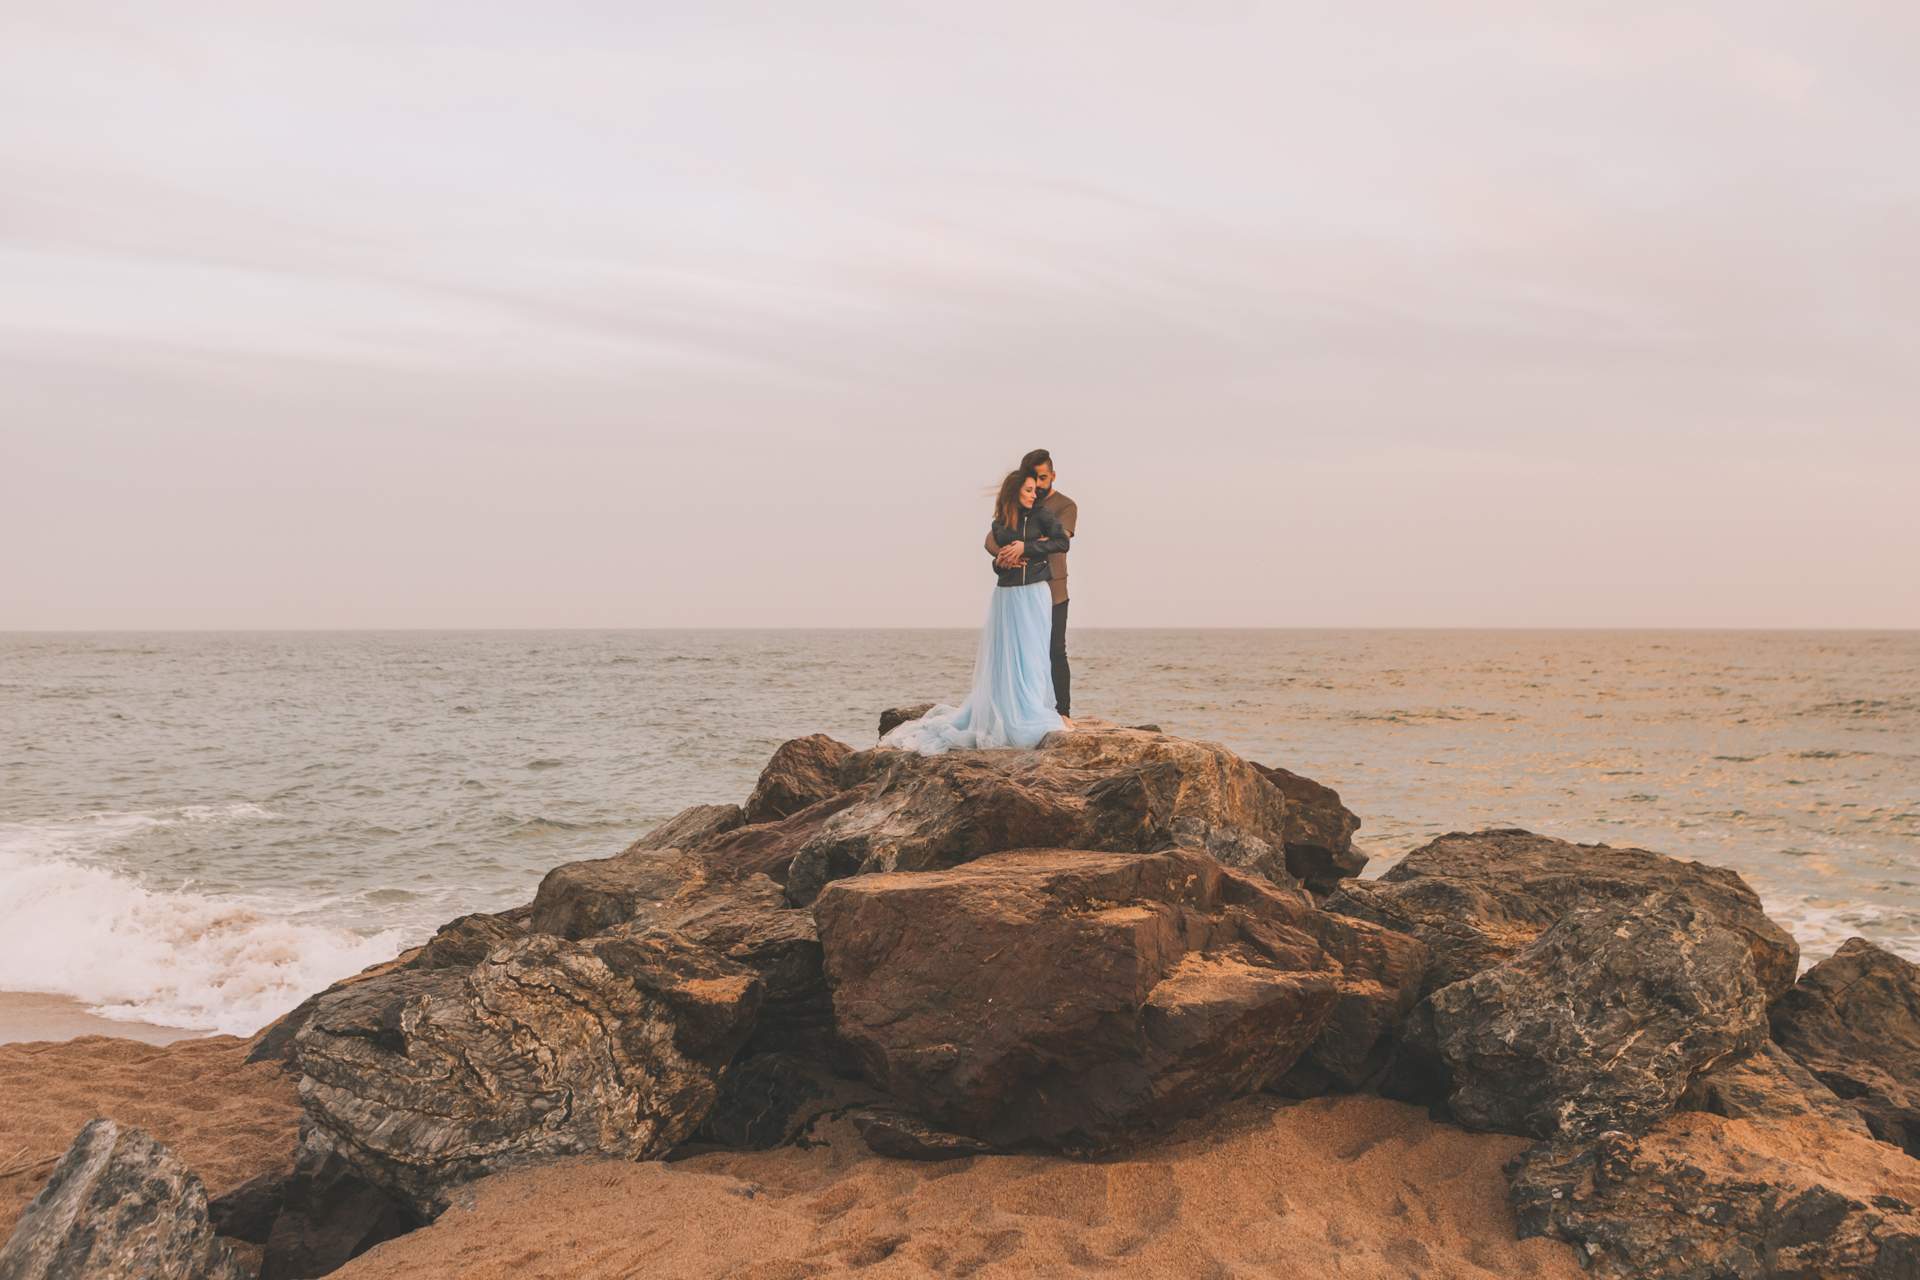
[880,581,1064,754]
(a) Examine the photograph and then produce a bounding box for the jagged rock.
[788,725,1293,907]
[1323,876,1560,999]
[1250,762,1366,891]
[601,873,850,1072]
[876,703,936,739]
[744,735,854,825]
[699,788,871,886]
[1329,828,1798,1002]
[0,1118,248,1280]
[1383,892,1768,1140]
[851,1110,1006,1161]
[1164,816,1296,890]
[528,846,711,940]
[1680,1041,1876,1140]
[295,930,761,1219]
[699,1053,829,1150]
[814,846,1423,1152]
[208,1170,291,1246]
[1771,937,1920,1157]
[1507,1116,1920,1279]
[400,906,529,971]
[259,1147,416,1280]
[624,803,747,854]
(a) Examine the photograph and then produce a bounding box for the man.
[987,448,1077,723]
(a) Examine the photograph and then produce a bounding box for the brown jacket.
[985,489,1077,605]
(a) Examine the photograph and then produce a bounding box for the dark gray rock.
[1771,937,1920,1157]
[1507,1126,1920,1279]
[815,846,1425,1152]
[876,704,936,740]
[744,735,855,825]
[527,846,710,940]
[699,1053,829,1150]
[790,725,1294,907]
[625,803,747,854]
[295,930,762,1219]
[399,908,528,972]
[1384,891,1769,1140]
[1249,761,1366,891]
[0,1118,248,1280]
[207,1170,291,1246]
[1331,828,1798,1002]
[259,1147,416,1280]
[851,1111,1006,1161]
[1680,1041,1876,1140]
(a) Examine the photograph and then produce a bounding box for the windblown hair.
[994,468,1038,531]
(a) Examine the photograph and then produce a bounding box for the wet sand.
[0,991,209,1046]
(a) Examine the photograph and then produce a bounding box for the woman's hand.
[995,541,1027,567]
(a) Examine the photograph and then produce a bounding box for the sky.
[3,0,1916,629]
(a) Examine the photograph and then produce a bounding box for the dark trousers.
[1050,599,1072,718]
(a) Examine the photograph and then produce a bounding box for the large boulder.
[744,735,854,825]
[624,802,747,854]
[788,725,1293,906]
[1771,937,1920,1157]
[0,1118,248,1280]
[1384,892,1769,1140]
[527,846,711,939]
[295,930,761,1219]
[1680,1041,1875,1140]
[1250,761,1366,891]
[813,846,1425,1152]
[699,787,871,886]
[1327,828,1799,1002]
[876,703,936,739]
[1507,1115,1920,1279]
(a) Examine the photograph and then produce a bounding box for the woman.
[881,469,1073,754]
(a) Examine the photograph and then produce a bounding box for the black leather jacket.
[990,504,1071,588]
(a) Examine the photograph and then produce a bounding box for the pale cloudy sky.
[3,0,1915,628]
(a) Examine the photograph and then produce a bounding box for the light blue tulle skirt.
[881,582,1064,754]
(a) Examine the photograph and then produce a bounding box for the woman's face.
[1019,477,1037,509]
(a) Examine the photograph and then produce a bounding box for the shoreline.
[0,991,210,1046]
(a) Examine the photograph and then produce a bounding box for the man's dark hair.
[1020,448,1052,471]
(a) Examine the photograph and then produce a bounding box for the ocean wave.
[0,809,407,1036]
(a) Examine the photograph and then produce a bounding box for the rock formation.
[1250,761,1367,891]
[295,930,761,1219]
[1327,828,1799,1001]
[0,1118,248,1280]
[1385,892,1768,1140]
[875,703,935,738]
[743,734,854,824]
[1770,937,1920,1157]
[813,846,1425,1151]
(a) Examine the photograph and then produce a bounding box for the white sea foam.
[1762,893,1920,969]
[0,807,408,1036]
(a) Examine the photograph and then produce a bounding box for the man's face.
[1032,461,1055,495]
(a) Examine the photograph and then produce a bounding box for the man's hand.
[994,542,1027,568]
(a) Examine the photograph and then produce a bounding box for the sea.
[1,630,1914,1036]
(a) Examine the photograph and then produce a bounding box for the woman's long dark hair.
[994,468,1037,531]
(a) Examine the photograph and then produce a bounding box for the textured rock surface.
[1332,828,1798,1002]
[789,725,1293,906]
[851,1110,1006,1161]
[399,907,529,972]
[876,703,936,739]
[1771,937,1920,1157]
[698,1054,828,1151]
[814,846,1423,1152]
[624,802,747,854]
[295,930,761,1218]
[1250,761,1366,890]
[528,846,711,939]
[744,735,855,825]
[1507,1115,1920,1279]
[1386,892,1768,1140]
[698,788,870,886]
[259,1147,416,1280]
[1681,1041,1876,1140]
[0,1118,247,1280]
[208,1170,291,1246]
[1163,816,1296,890]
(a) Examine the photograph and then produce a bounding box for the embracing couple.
[882,449,1079,755]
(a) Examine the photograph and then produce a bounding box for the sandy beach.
[0,991,208,1047]
[0,1030,1583,1280]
